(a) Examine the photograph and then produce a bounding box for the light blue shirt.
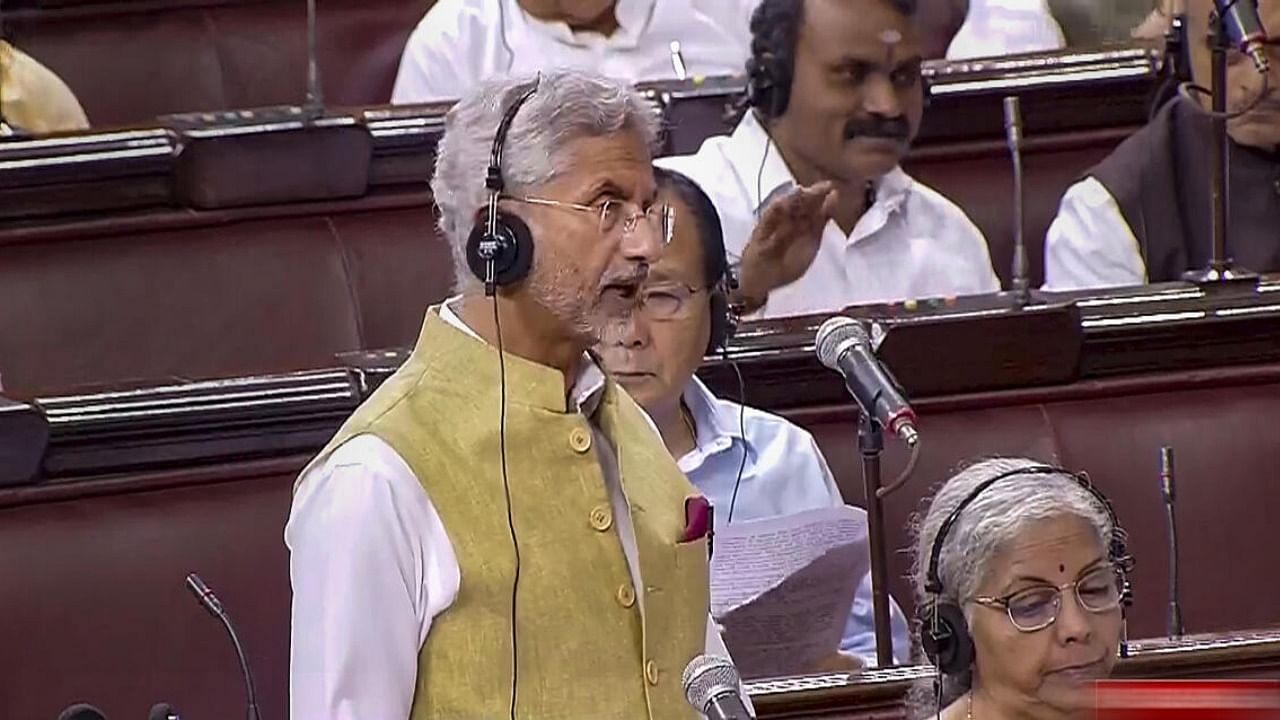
[678,376,911,666]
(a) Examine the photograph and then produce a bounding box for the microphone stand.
[303,0,324,121]
[858,413,896,668]
[1184,7,1257,284]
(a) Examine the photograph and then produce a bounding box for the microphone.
[57,704,107,720]
[1215,0,1271,73]
[1003,96,1031,308]
[682,655,755,720]
[815,317,919,447]
[1160,447,1184,638]
[147,704,181,720]
[185,573,261,720]
[304,0,324,116]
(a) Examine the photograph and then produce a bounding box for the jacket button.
[616,584,636,608]
[589,506,613,532]
[569,427,592,453]
[645,659,660,685]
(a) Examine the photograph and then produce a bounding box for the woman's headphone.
[466,79,540,296]
[919,465,1133,676]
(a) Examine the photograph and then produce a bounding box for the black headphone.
[466,79,540,296]
[919,465,1133,677]
[706,267,739,355]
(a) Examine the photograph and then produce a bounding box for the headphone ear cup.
[466,210,535,288]
[920,602,974,677]
[706,289,734,355]
[746,54,788,121]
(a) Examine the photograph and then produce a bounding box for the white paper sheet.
[710,505,869,679]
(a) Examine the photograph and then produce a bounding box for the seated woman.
[908,457,1132,719]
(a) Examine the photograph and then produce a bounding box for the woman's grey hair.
[905,457,1116,718]
[430,69,662,294]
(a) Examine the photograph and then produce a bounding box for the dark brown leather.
[0,194,443,396]
[7,0,435,128]
[176,125,374,209]
[0,457,299,720]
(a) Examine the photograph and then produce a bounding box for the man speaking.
[286,70,732,719]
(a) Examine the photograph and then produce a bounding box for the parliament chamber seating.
[5,0,968,130]
[6,27,1262,719]
[6,285,1280,719]
[1,48,1159,396]
[6,0,434,128]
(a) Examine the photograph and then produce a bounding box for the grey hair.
[905,457,1115,718]
[430,69,662,294]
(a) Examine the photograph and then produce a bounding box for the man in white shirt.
[391,0,760,104]
[599,166,912,667]
[1044,0,1280,291]
[945,0,1066,60]
[658,0,1000,320]
[287,70,740,720]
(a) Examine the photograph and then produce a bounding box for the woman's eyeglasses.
[973,564,1124,633]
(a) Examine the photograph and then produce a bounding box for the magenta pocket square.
[682,495,713,543]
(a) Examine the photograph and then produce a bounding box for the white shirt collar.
[506,0,656,49]
[726,111,916,234]
[676,376,746,472]
[438,297,607,414]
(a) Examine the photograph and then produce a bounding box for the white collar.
[677,376,747,471]
[726,111,916,224]
[505,0,656,49]
[438,297,607,414]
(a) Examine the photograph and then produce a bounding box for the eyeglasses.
[638,282,707,320]
[503,195,673,245]
[973,564,1124,633]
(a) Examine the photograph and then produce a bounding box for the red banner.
[1095,680,1280,719]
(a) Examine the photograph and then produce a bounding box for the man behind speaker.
[1045,0,1280,289]
[287,70,732,720]
[599,167,911,667]
[657,0,999,319]
[908,458,1129,720]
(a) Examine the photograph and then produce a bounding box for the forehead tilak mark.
[879,29,902,64]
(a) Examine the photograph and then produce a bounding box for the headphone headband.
[925,465,1128,597]
[469,76,541,294]
[486,78,540,194]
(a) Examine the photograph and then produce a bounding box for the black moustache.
[843,119,910,141]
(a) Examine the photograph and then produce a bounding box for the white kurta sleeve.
[286,434,459,720]
[1043,177,1148,291]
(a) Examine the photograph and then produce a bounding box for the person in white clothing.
[946,0,1066,60]
[657,0,1000,320]
[287,70,746,720]
[1044,0,1280,291]
[391,0,760,104]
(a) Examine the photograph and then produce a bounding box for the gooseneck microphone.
[56,704,107,720]
[683,655,755,720]
[1215,0,1271,73]
[1160,447,1184,638]
[185,573,260,720]
[815,316,919,447]
[1004,95,1031,307]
